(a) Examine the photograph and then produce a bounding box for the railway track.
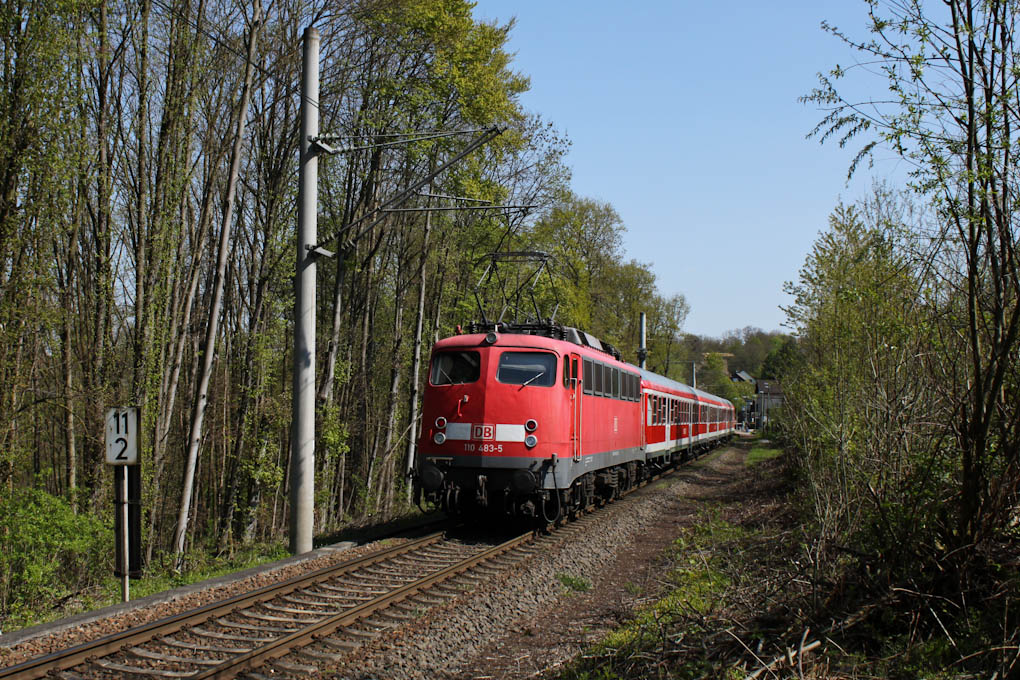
[1,456,702,679]
[1,524,556,679]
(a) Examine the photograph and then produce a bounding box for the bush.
[0,488,112,629]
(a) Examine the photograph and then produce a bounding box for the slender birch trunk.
[174,3,262,559]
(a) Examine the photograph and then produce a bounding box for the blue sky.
[472,1,903,338]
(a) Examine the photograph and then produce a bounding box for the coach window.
[582,358,593,394]
[612,368,620,399]
[496,351,556,387]
[430,350,481,385]
[594,361,604,395]
[563,356,570,387]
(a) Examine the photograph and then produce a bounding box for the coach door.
[569,354,581,462]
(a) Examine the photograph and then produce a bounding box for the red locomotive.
[414,322,735,521]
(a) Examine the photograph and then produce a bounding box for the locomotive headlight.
[484,332,499,345]
[524,434,538,448]
[433,432,447,445]
[435,416,447,429]
[525,419,538,432]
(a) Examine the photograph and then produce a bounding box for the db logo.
[472,424,495,440]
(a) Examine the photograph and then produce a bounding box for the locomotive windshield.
[496,351,557,387]
[430,351,481,385]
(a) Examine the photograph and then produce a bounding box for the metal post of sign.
[292,26,319,555]
[120,466,129,602]
[106,406,139,603]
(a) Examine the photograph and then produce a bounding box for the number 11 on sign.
[105,408,139,465]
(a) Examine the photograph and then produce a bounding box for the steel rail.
[0,530,449,680]
[194,531,535,679]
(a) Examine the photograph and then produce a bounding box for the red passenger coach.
[415,323,734,522]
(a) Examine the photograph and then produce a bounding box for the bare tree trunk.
[133,0,151,411]
[174,3,262,559]
[145,196,210,560]
[82,0,114,507]
[56,171,83,509]
[404,207,432,494]
[378,240,407,518]
[318,147,382,406]
[218,271,268,547]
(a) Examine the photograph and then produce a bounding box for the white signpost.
[106,407,139,601]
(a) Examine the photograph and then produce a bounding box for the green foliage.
[556,572,592,593]
[0,488,112,628]
[745,447,782,466]
[696,353,731,398]
[136,541,288,598]
[759,336,801,380]
[778,196,944,575]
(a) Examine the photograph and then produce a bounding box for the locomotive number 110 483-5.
[464,442,503,453]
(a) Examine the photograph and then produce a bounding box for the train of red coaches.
[413,322,735,522]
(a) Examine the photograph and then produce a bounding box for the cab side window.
[430,351,481,385]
